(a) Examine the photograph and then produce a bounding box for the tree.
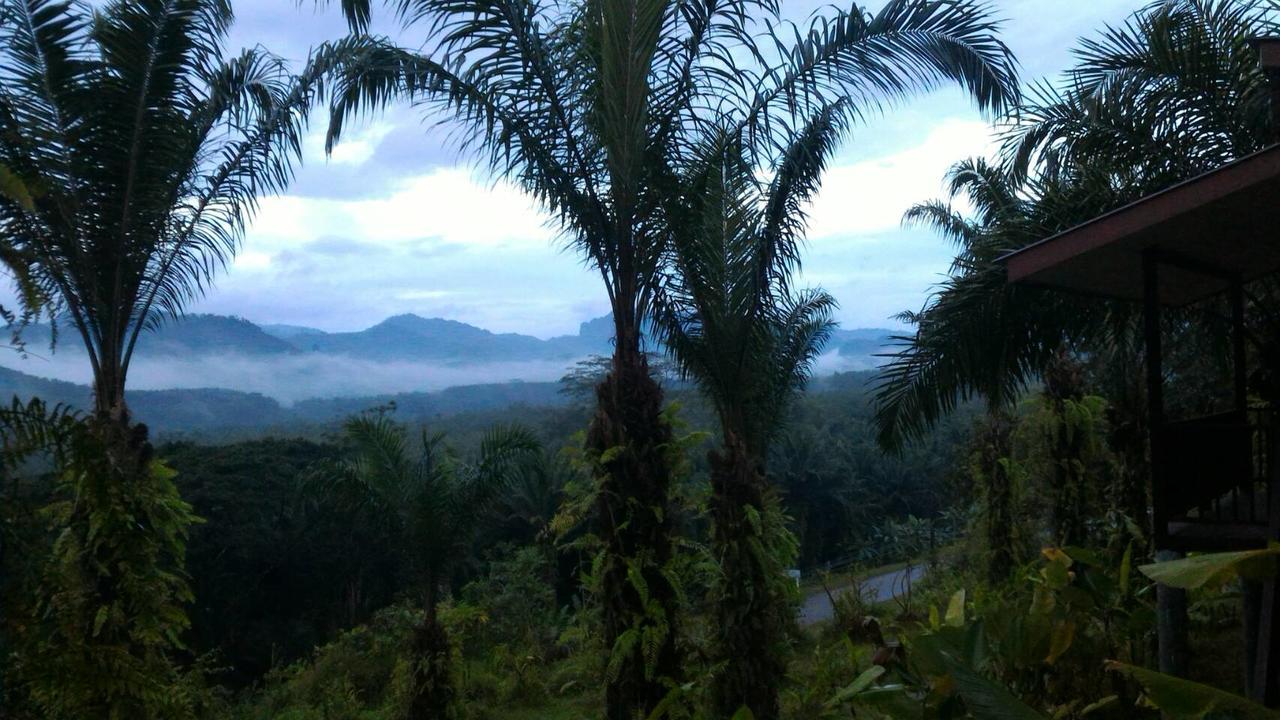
[876,0,1280,671]
[309,411,540,719]
[0,0,332,431]
[876,157,1101,580]
[0,398,200,720]
[321,2,1017,716]
[655,124,840,719]
[0,2,357,714]
[877,0,1280,456]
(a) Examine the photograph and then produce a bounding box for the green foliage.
[461,545,562,657]
[900,546,1156,719]
[1,404,200,720]
[162,437,368,685]
[313,410,541,607]
[0,0,357,416]
[307,410,540,718]
[322,6,1016,712]
[1106,662,1280,720]
[241,603,422,720]
[1138,547,1280,591]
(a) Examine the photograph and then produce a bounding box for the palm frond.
[0,0,340,412]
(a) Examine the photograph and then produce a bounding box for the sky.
[186,0,1146,339]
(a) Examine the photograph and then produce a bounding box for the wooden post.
[1257,579,1280,706]
[1145,253,1190,677]
[1246,578,1263,700]
[1232,277,1248,416]
[1144,253,1167,545]
[1258,424,1280,705]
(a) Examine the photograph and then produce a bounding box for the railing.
[1156,409,1275,550]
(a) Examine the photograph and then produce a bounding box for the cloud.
[249,165,555,251]
[304,237,389,257]
[0,350,584,405]
[806,118,998,241]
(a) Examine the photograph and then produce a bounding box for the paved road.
[799,564,927,626]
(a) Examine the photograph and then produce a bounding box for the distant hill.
[0,313,899,406]
[0,366,287,432]
[292,314,574,362]
[0,366,568,435]
[16,314,296,357]
[830,328,897,365]
[260,324,329,342]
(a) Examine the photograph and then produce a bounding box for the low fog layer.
[0,349,876,404]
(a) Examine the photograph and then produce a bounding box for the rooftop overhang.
[1000,144,1280,306]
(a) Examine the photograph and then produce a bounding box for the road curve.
[799,564,927,627]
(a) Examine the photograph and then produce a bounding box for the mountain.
[260,324,328,342]
[829,328,897,363]
[293,314,574,362]
[15,314,295,357]
[0,365,568,435]
[143,315,297,356]
[0,314,899,406]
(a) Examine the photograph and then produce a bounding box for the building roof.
[1001,144,1280,306]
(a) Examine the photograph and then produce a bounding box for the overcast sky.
[183,0,1143,339]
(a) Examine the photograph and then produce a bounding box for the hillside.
[0,365,569,435]
[0,314,896,405]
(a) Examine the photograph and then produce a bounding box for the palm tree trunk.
[408,590,455,720]
[587,344,681,720]
[1044,352,1089,547]
[88,364,156,502]
[408,615,454,720]
[978,409,1015,584]
[708,433,790,720]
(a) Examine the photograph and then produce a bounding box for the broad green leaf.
[1045,620,1075,665]
[599,445,626,465]
[852,685,919,716]
[1107,662,1280,719]
[1138,547,1280,590]
[1080,696,1118,716]
[946,589,967,627]
[913,634,1050,720]
[836,666,885,700]
[93,606,110,637]
[0,165,34,211]
[730,707,755,720]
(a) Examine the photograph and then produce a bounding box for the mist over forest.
[0,313,891,404]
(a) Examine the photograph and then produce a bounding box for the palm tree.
[876,0,1280,451]
[0,0,335,449]
[312,411,540,719]
[1007,0,1276,188]
[0,2,357,715]
[875,157,1101,581]
[655,122,840,719]
[874,0,1280,554]
[320,2,1017,715]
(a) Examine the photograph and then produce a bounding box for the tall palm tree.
[0,0,334,448]
[655,120,840,719]
[877,0,1280,451]
[0,2,354,715]
[312,412,540,719]
[1007,0,1276,187]
[875,0,1280,672]
[876,158,1104,581]
[320,2,1017,715]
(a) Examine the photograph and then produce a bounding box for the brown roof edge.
[999,143,1280,283]
[1253,37,1280,70]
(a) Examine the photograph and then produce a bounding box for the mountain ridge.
[12,313,897,364]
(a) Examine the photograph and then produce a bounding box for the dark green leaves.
[0,0,334,406]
